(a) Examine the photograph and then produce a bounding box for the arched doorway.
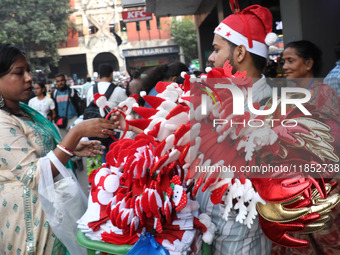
[92,52,119,73]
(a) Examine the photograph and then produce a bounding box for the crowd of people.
[0,3,339,255]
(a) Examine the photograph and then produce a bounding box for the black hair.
[0,43,25,77]
[163,62,189,81]
[0,44,27,115]
[285,40,323,76]
[55,73,66,79]
[34,82,47,96]
[264,59,278,78]
[225,39,267,72]
[86,77,91,82]
[251,53,267,73]
[334,41,340,60]
[127,65,168,105]
[141,65,168,94]
[98,63,114,78]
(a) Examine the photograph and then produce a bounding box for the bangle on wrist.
[57,143,74,157]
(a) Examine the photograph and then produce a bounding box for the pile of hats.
[78,60,339,252]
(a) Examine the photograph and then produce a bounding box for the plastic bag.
[38,151,87,255]
[126,232,170,255]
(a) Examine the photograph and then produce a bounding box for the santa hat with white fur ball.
[214,4,277,59]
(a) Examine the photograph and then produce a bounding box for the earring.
[0,92,5,108]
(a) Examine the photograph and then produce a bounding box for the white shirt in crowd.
[28,96,55,118]
[86,81,127,107]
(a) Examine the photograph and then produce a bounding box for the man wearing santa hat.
[197,4,277,254]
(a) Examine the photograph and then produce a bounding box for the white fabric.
[215,23,268,58]
[28,96,55,117]
[86,81,127,107]
[250,75,273,104]
[77,192,123,241]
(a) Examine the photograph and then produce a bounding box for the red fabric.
[220,5,273,44]
[101,231,139,245]
[88,216,109,231]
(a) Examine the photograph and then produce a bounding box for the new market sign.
[123,46,180,57]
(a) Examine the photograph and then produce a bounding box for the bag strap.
[104,83,116,99]
[47,151,75,180]
[90,82,116,105]
[93,82,99,95]
[38,156,54,192]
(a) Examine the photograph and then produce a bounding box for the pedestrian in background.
[52,73,82,138]
[82,76,93,99]
[28,81,56,121]
[281,39,340,255]
[85,63,127,162]
[324,41,340,96]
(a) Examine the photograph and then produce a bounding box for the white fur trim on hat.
[215,23,268,58]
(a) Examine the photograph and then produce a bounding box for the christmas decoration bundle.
[78,62,339,253]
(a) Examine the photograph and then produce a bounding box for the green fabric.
[51,237,68,255]
[20,103,74,172]
[77,230,132,254]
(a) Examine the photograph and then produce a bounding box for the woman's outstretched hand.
[74,140,105,157]
[71,118,117,140]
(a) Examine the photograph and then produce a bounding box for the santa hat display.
[214,4,277,58]
[77,55,340,252]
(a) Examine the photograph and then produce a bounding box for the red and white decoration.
[78,60,339,252]
[214,5,277,58]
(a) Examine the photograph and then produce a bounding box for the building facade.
[56,0,180,81]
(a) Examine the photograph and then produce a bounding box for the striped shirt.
[196,189,272,255]
[324,61,340,96]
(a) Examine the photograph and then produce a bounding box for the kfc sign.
[122,8,152,23]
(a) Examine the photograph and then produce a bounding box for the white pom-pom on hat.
[103,174,120,193]
[180,71,187,78]
[189,75,196,83]
[265,32,278,46]
[140,91,147,97]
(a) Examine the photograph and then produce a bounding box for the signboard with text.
[123,46,180,57]
[122,8,152,23]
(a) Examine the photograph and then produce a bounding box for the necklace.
[306,77,315,90]
[22,112,32,120]
[14,110,33,121]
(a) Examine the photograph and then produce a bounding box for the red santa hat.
[214,4,277,58]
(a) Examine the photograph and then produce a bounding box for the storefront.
[123,45,180,75]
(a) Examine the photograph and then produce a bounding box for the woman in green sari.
[0,43,116,255]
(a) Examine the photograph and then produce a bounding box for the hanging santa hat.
[214,4,277,58]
